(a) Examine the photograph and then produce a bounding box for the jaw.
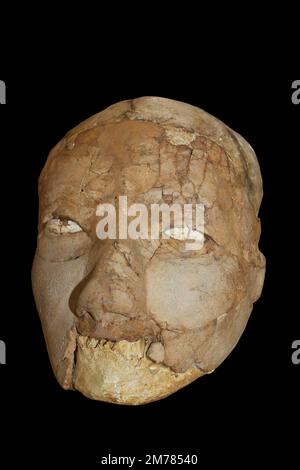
[72,335,203,405]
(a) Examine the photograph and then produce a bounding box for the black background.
[0,55,299,466]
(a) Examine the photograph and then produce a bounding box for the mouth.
[75,310,160,343]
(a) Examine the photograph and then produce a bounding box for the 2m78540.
[145,454,198,465]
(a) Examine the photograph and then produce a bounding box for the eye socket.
[162,226,207,253]
[163,227,204,242]
[47,218,83,234]
[37,217,91,262]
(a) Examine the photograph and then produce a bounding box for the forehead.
[39,120,159,225]
[38,118,242,231]
[40,120,161,190]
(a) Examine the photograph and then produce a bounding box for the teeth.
[86,338,100,348]
[80,336,153,361]
[147,342,165,363]
[149,365,160,375]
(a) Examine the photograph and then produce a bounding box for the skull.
[32,97,265,404]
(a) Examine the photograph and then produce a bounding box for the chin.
[72,336,203,405]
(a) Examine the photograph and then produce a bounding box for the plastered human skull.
[32,97,265,404]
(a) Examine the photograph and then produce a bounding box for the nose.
[74,241,140,323]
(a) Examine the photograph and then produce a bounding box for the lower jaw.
[72,334,203,405]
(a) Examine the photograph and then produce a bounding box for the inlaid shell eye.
[163,227,204,242]
[47,218,82,234]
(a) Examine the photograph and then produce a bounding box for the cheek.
[146,257,236,329]
[32,254,88,318]
[32,254,88,372]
